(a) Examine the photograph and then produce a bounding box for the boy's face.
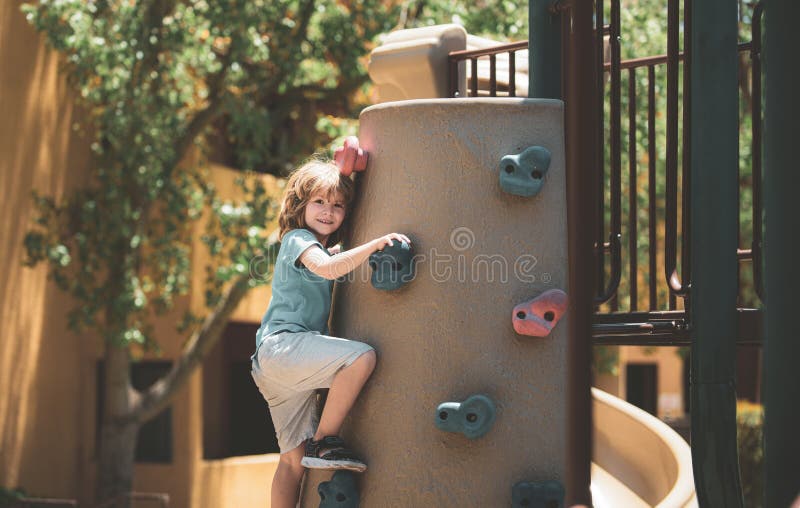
[304,190,346,243]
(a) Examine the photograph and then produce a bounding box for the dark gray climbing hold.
[435,394,496,439]
[318,470,359,508]
[368,238,415,290]
[499,146,552,197]
[512,480,565,508]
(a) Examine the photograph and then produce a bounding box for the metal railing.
[95,492,170,508]
[11,499,78,508]
[593,0,763,344]
[447,41,528,98]
[8,491,170,508]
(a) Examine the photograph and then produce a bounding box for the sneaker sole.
[301,456,367,472]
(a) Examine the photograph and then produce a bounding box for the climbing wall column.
[301,98,568,507]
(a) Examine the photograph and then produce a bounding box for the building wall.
[1,3,281,505]
[0,0,92,499]
[617,346,686,420]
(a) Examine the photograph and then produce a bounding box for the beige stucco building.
[1,3,282,506]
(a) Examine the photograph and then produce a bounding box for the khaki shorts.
[251,330,374,454]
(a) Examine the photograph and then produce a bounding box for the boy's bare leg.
[271,444,305,508]
[314,350,376,440]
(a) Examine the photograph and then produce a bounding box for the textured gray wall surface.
[302,98,568,507]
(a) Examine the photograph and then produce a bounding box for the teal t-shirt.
[256,229,333,347]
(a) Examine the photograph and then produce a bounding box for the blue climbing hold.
[318,471,360,508]
[499,146,552,197]
[512,480,565,508]
[368,238,415,290]
[435,394,497,439]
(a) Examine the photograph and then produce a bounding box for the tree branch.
[125,272,253,425]
[275,75,370,104]
[129,0,175,96]
[167,50,233,176]
[294,0,317,43]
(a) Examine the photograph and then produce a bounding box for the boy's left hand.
[328,244,342,255]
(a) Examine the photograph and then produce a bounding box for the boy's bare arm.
[300,233,410,280]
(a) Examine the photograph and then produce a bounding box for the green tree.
[398,0,527,39]
[212,0,529,174]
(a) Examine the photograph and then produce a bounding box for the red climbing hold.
[334,136,369,177]
[512,289,569,337]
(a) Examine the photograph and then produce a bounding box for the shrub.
[737,400,764,508]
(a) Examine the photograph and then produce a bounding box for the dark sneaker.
[301,436,367,472]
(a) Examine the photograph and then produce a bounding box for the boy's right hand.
[373,233,411,251]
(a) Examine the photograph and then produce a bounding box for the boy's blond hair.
[278,159,355,247]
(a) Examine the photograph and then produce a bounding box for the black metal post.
[689,0,743,505]
[529,0,561,99]
[763,1,800,506]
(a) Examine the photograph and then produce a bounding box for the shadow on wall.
[0,0,92,499]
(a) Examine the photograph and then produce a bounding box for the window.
[203,322,279,459]
[96,361,173,463]
[626,363,658,416]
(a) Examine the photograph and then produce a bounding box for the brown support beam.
[563,1,598,505]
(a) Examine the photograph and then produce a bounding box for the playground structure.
[590,388,694,507]
[293,22,698,508]
[298,1,798,506]
[309,98,572,507]
[1,1,797,507]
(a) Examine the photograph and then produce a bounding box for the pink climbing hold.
[512,289,569,337]
[334,136,369,177]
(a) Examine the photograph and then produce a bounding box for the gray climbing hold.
[499,146,552,197]
[318,470,359,508]
[435,394,496,439]
[512,480,565,508]
[368,238,415,290]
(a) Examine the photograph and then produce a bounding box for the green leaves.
[47,244,72,267]
[20,0,285,347]
[208,0,404,174]
[400,1,527,40]
[201,174,279,307]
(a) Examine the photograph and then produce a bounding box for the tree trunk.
[96,274,256,508]
[97,420,139,507]
[97,343,139,508]
[93,274,255,505]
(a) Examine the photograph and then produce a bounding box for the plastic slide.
[592,388,697,507]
